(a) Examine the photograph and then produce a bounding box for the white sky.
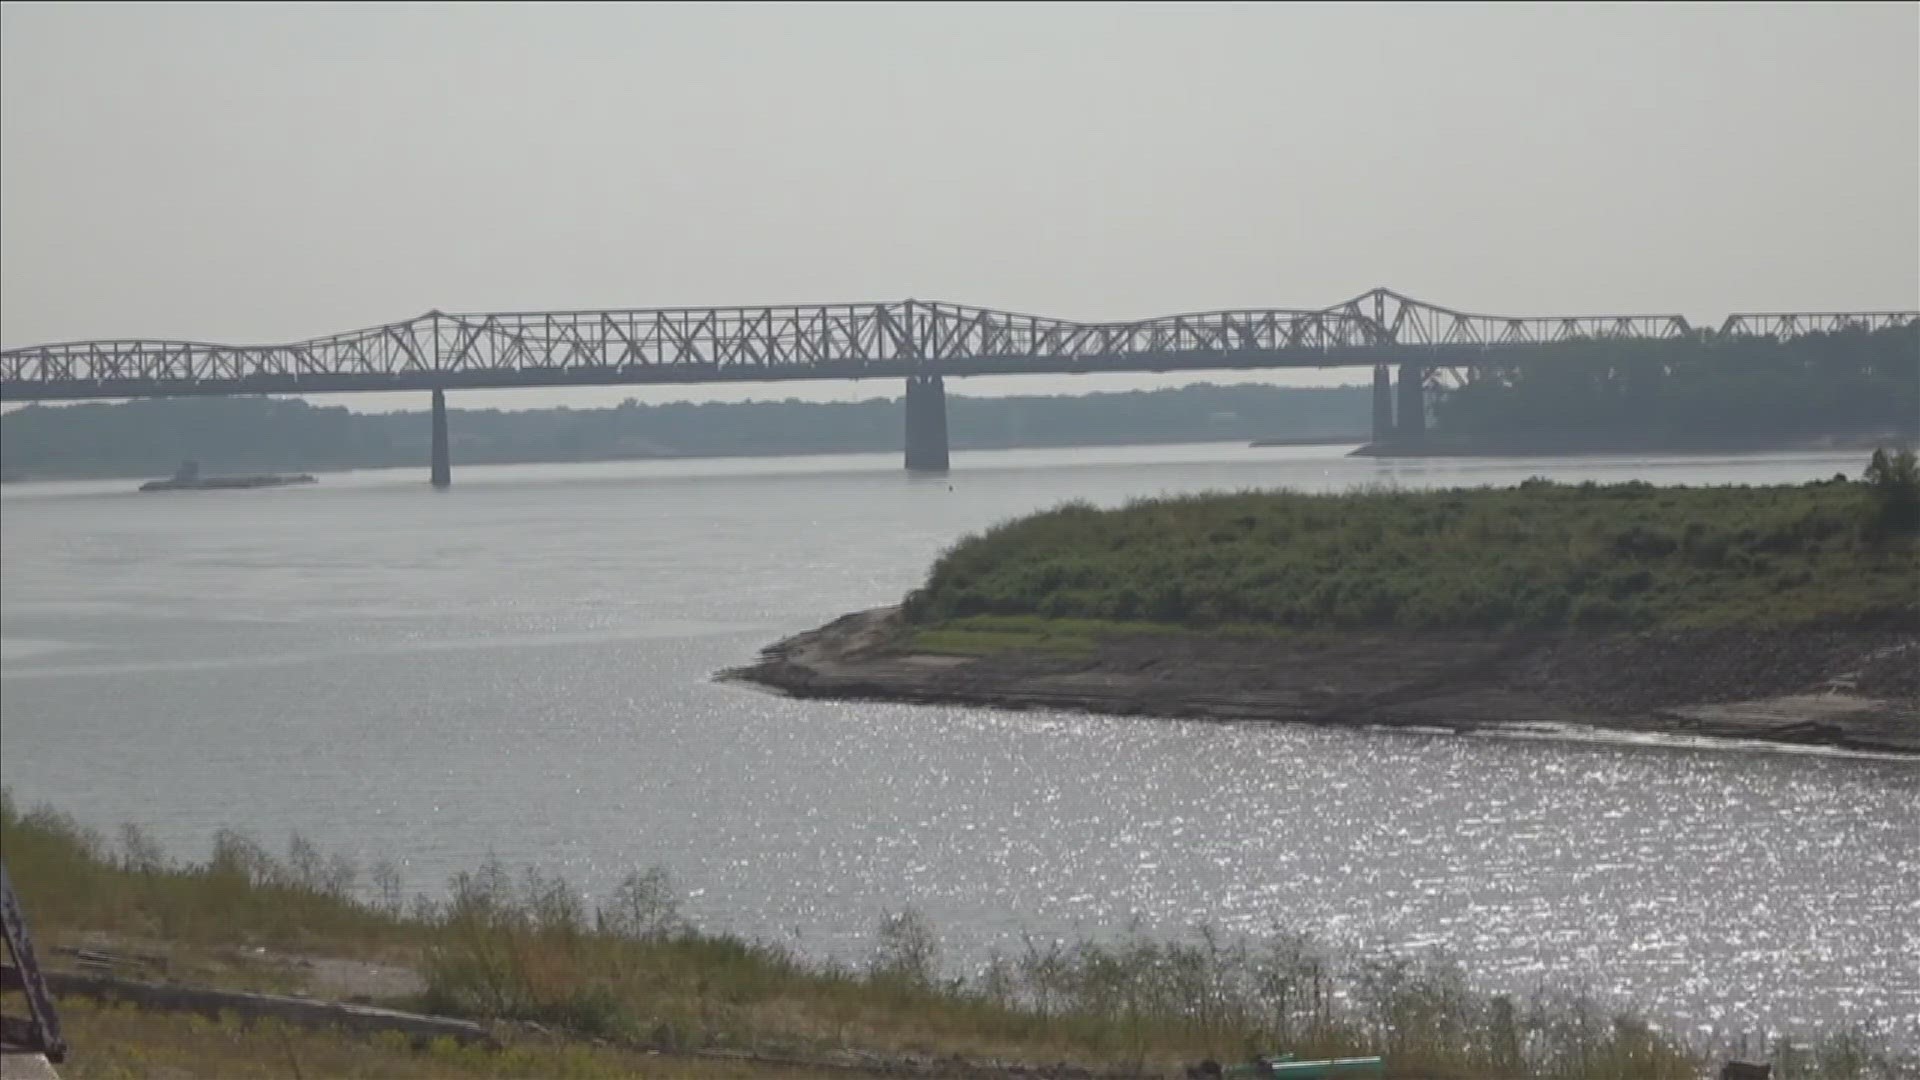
[3,2,1916,412]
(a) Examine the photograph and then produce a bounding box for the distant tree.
[1862,446,1920,536]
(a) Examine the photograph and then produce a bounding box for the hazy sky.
[3,2,1916,411]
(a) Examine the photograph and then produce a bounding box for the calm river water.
[2,443,1915,1043]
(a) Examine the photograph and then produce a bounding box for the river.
[2,442,1915,1045]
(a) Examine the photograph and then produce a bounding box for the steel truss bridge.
[4,288,1912,479]
[4,288,1913,403]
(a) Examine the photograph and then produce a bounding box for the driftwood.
[39,970,496,1048]
[51,947,165,977]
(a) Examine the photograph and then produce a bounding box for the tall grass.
[5,793,1915,1078]
[0,789,410,958]
[900,475,1920,632]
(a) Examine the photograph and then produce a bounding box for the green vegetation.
[906,615,1122,656]
[1429,323,1918,447]
[905,615,1307,657]
[15,792,1913,1078]
[0,383,1369,480]
[902,468,1920,634]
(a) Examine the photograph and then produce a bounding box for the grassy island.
[734,455,1919,754]
[902,473,1919,643]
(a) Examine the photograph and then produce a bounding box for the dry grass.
[8,792,1914,1079]
[43,996,849,1080]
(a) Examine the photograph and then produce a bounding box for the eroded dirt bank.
[722,609,1920,755]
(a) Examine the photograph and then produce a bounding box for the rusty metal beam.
[1,862,66,1063]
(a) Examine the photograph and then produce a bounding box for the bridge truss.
[2,288,1913,402]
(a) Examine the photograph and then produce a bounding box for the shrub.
[868,906,941,989]
[1862,447,1920,536]
[596,866,682,942]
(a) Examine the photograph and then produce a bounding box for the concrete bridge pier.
[1371,364,1394,443]
[429,389,451,488]
[903,374,950,473]
[1396,362,1425,442]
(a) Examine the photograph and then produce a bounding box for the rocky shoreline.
[722,608,1920,756]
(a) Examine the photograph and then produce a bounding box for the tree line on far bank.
[0,383,1371,480]
[1428,322,1917,447]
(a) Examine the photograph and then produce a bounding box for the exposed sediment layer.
[723,608,1920,756]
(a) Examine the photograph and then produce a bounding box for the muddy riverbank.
[724,608,1920,755]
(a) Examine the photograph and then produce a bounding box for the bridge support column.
[1371,364,1394,444]
[903,374,949,473]
[1396,362,1425,443]
[430,389,451,488]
